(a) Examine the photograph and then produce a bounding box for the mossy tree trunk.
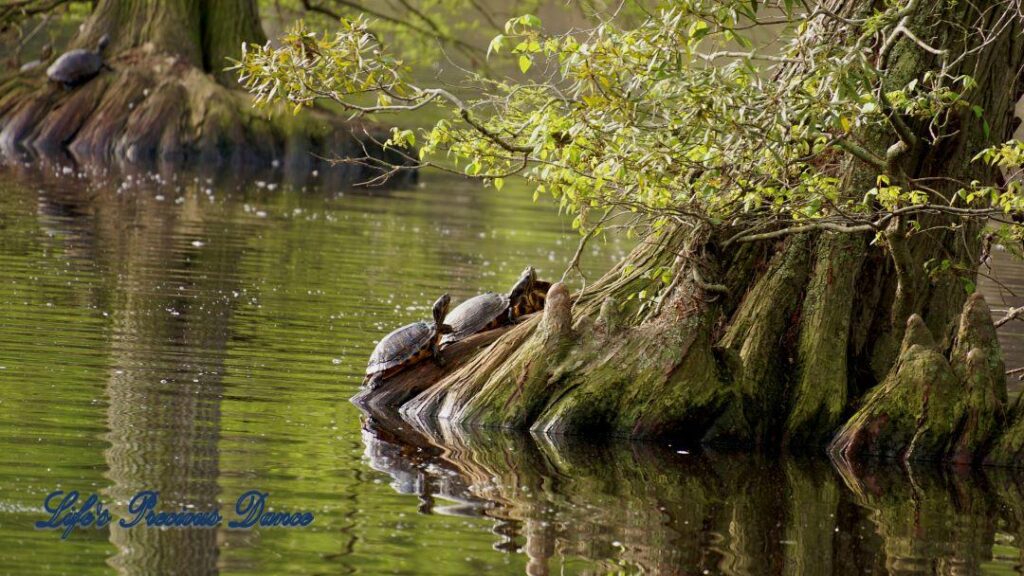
[382,0,1024,465]
[73,0,265,83]
[0,0,400,174]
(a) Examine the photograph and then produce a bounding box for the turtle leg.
[431,340,446,367]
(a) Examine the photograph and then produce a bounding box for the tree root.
[0,51,407,178]
[397,227,735,442]
[830,294,1009,465]
[356,222,1024,467]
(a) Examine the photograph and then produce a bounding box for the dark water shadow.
[359,407,1024,575]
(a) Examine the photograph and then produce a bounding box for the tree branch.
[995,306,1023,328]
[302,0,481,60]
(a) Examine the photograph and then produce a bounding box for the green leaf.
[522,14,542,28]
[519,55,532,74]
[487,35,504,57]
[494,177,505,191]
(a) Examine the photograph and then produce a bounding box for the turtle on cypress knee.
[47,34,111,89]
[441,266,545,347]
[363,294,452,390]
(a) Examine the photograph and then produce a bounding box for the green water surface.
[0,164,1022,575]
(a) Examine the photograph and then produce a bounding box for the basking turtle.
[364,294,452,390]
[441,266,541,347]
[47,34,111,89]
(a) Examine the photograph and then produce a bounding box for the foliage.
[237,0,1023,254]
[262,0,632,71]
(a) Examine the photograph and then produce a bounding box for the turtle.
[440,266,542,347]
[47,34,111,89]
[363,293,452,390]
[19,44,53,74]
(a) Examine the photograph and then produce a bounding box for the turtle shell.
[47,49,103,86]
[365,321,434,376]
[441,292,509,345]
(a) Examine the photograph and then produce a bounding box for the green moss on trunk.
[784,234,865,449]
[706,234,813,447]
[830,315,964,462]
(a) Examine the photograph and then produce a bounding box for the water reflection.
[361,407,1024,575]
[94,193,232,574]
[1,161,1023,575]
[29,178,235,573]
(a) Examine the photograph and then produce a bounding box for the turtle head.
[432,293,453,333]
[509,266,536,304]
[97,34,111,53]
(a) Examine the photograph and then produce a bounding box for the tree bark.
[75,0,265,79]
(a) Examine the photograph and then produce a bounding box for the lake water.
[0,163,1022,575]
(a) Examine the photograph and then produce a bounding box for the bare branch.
[995,306,1023,328]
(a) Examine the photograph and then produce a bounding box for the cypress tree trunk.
[375,0,1024,465]
[0,0,395,174]
[73,0,265,81]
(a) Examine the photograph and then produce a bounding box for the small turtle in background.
[364,294,452,390]
[19,44,53,74]
[47,34,111,89]
[441,266,546,347]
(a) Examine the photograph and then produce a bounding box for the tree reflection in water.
[33,178,239,575]
[361,407,1024,575]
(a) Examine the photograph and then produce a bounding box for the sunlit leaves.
[233,17,408,110]
[237,0,1021,248]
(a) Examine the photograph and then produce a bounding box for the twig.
[995,306,1023,329]
[561,210,613,286]
[302,0,480,59]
